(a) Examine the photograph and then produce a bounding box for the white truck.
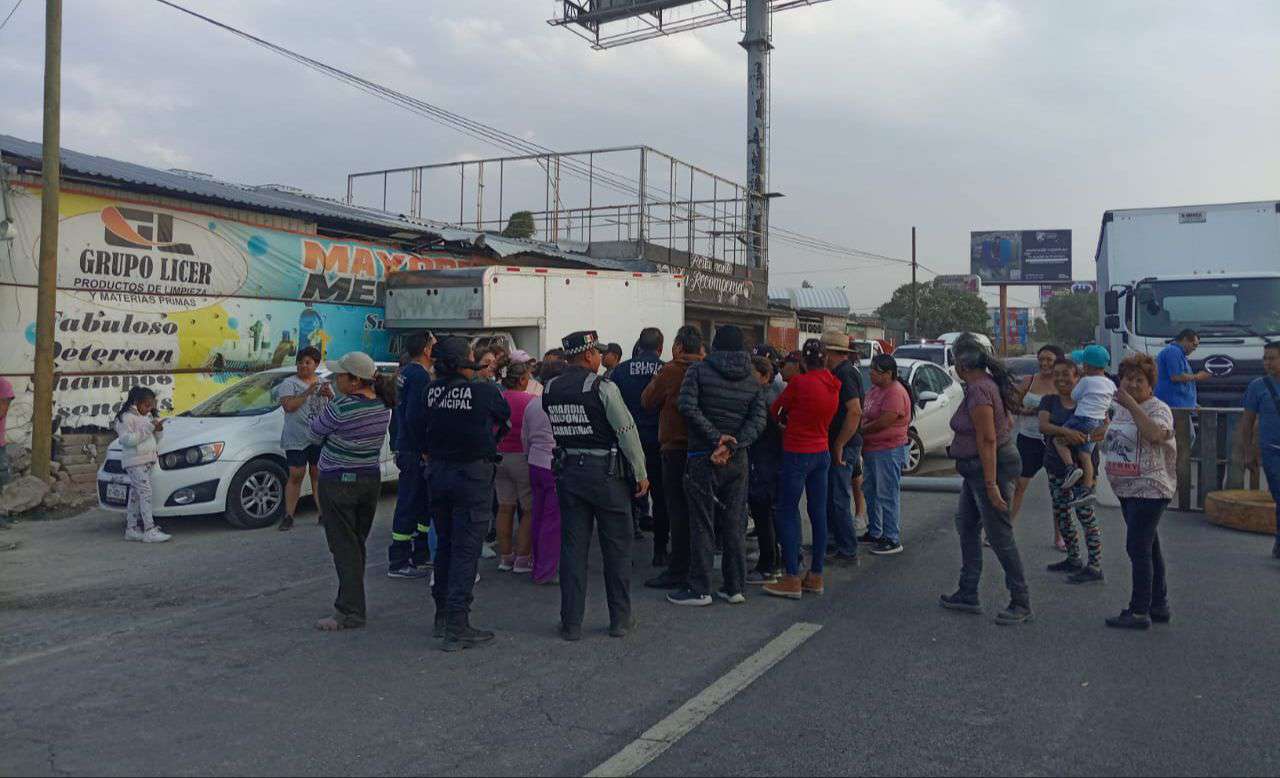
[384,265,686,360]
[1096,200,1280,407]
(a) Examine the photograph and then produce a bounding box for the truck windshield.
[1134,277,1280,337]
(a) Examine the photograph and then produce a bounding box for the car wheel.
[902,431,924,475]
[225,458,287,529]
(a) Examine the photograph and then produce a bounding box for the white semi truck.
[384,265,686,360]
[1096,200,1280,407]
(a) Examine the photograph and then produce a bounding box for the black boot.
[441,613,495,652]
[432,610,447,639]
[652,546,669,568]
[1105,610,1151,630]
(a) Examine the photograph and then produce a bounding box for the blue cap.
[1082,344,1110,368]
[1070,348,1085,364]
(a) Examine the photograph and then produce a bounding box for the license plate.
[106,483,129,504]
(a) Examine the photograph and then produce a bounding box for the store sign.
[653,253,763,310]
[0,186,487,443]
[933,274,982,295]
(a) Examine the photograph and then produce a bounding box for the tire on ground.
[1204,489,1275,535]
[902,430,924,475]
[225,458,288,529]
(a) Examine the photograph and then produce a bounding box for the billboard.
[989,306,1030,348]
[970,230,1071,285]
[1040,280,1097,305]
[0,185,487,445]
[933,274,981,295]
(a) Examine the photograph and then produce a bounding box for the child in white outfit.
[114,387,171,543]
[1053,345,1116,508]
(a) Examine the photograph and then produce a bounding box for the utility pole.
[742,0,771,271]
[30,0,62,481]
[910,226,918,340]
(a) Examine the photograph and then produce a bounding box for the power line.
[0,0,25,33]
[153,0,926,275]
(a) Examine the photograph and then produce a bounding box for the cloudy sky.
[2,0,1277,312]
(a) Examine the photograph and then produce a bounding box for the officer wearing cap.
[544,330,650,641]
[423,336,511,651]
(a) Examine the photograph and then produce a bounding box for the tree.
[1044,292,1098,348]
[875,282,991,340]
[501,211,536,240]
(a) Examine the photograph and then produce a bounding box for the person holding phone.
[274,347,331,531]
[114,387,170,543]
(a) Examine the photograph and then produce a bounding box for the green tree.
[875,282,991,340]
[1044,292,1099,347]
[501,210,536,240]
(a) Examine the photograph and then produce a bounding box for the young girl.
[114,387,171,543]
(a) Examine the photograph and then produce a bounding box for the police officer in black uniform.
[424,337,511,652]
[544,330,650,641]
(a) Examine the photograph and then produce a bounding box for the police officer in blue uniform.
[388,331,434,578]
[544,330,650,641]
[424,337,511,651]
[610,328,667,563]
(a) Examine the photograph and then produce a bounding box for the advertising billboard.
[0,185,487,445]
[970,230,1071,285]
[932,274,982,295]
[1040,280,1097,305]
[989,306,1030,348]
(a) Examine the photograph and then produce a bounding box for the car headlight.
[160,442,225,470]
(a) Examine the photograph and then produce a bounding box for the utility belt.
[551,446,632,484]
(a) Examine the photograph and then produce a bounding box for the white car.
[96,364,400,529]
[857,357,964,474]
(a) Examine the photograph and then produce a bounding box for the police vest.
[543,366,618,450]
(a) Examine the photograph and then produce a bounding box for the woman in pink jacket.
[521,361,563,584]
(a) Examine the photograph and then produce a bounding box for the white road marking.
[586,621,823,778]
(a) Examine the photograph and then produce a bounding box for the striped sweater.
[309,395,391,479]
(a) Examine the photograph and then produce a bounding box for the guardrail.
[1173,408,1267,511]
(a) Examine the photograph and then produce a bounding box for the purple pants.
[528,464,561,583]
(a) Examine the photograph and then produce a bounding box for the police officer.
[387,331,434,579]
[424,337,511,651]
[544,330,650,641]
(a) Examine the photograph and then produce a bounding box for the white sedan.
[857,357,964,474]
[96,364,400,529]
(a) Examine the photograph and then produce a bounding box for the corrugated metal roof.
[787,286,850,315]
[0,134,650,272]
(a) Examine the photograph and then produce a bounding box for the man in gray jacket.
[668,325,767,607]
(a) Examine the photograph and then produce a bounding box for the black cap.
[712,325,744,352]
[432,336,478,369]
[562,330,599,356]
[801,338,826,363]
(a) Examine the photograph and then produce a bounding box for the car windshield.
[851,342,874,361]
[184,372,290,418]
[893,346,945,366]
[1134,277,1280,337]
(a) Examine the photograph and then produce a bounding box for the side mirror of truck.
[1105,314,1121,331]
[1104,290,1120,317]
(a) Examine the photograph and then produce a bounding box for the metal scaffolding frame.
[346,145,759,269]
[547,0,831,50]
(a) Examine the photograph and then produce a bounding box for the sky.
[2,0,1277,313]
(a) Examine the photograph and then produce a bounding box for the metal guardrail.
[1173,408,1266,511]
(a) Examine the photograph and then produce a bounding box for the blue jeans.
[864,445,907,543]
[1262,447,1280,538]
[826,438,862,556]
[776,450,831,576]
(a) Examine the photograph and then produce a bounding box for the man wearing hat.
[823,330,865,564]
[543,330,650,641]
[423,337,511,651]
[601,343,624,376]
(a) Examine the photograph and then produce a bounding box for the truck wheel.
[902,431,924,475]
[225,459,287,529]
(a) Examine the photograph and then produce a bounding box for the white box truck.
[1096,200,1280,407]
[384,265,686,359]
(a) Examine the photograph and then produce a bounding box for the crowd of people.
[77,322,1280,644]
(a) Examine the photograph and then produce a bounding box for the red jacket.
[771,369,840,454]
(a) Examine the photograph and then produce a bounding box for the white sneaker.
[141,528,172,543]
[124,527,144,542]
[716,590,746,604]
[480,543,497,559]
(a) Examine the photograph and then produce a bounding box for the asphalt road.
[2,478,1278,777]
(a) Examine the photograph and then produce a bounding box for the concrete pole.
[911,226,918,339]
[742,0,771,271]
[30,0,62,481]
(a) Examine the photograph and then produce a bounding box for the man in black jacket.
[669,325,767,607]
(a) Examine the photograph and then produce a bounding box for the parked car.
[96,363,400,529]
[1004,355,1041,379]
[858,357,964,474]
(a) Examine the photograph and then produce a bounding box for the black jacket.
[677,350,767,454]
